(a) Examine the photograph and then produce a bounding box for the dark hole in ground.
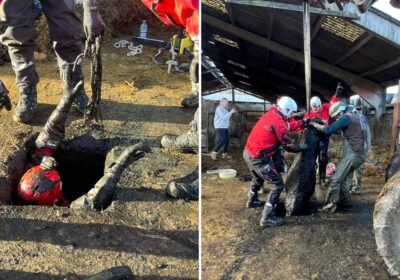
[54,148,106,202]
[276,201,320,217]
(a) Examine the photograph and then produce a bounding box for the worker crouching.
[18,156,67,206]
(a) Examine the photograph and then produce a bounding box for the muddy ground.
[0,33,198,279]
[202,145,394,280]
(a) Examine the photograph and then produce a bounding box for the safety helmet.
[310,96,321,109]
[40,156,57,170]
[277,96,297,118]
[329,101,346,118]
[18,165,65,206]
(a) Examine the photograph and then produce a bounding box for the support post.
[303,0,311,112]
[391,80,400,156]
[232,87,235,103]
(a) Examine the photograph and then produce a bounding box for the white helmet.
[310,96,321,109]
[277,96,297,117]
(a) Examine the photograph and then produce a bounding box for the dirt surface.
[202,146,394,280]
[0,35,197,279]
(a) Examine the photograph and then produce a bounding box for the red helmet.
[18,165,66,206]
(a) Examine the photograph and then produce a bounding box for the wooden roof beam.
[361,56,400,77]
[203,14,383,116]
[288,15,326,75]
[225,0,360,19]
[332,33,375,65]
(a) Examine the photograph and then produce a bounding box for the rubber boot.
[319,199,337,213]
[180,94,198,108]
[0,81,11,111]
[246,191,265,208]
[166,168,199,200]
[83,266,134,280]
[72,88,89,114]
[13,85,37,123]
[260,203,283,227]
[161,132,197,153]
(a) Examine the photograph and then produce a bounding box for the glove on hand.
[0,80,11,111]
[83,0,105,42]
[301,118,310,128]
[299,144,308,151]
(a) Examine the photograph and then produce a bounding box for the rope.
[113,40,143,57]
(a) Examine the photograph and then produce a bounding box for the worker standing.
[310,101,367,213]
[0,0,105,123]
[244,96,308,227]
[210,98,237,160]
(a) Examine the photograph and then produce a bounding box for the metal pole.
[303,0,311,113]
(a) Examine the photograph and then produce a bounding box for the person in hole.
[18,156,68,206]
[0,0,105,123]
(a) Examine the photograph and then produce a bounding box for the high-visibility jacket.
[289,95,340,131]
[245,107,301,158]
[141,0,199,38]
[18,165,66,206]
[304,95,340,124]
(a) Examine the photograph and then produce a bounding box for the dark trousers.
[213,128,230,153]
[318,135,330,180]
[243,149,284,207]
[0,0,83,89]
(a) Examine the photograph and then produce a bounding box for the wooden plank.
[361,56,400,77]
[332,33,374,65]
[225,0,360,19]
[391,80,400,155]
[391,103,400,155]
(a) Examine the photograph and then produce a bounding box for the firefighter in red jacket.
[244,96,308,227]
[306,94,339,185]
[289,89,340,185]
[141,0,199,108]
[18,156,67,206]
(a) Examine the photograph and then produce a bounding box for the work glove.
[334,82,348,98]
[82,0,105,43]
[301,118,310,129]
[0,80,11,111]
[298,144,308,151]
[310,121,325,132]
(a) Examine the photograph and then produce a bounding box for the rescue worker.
[244,96,308,227]
[290,86,341,185]
[0,80,11,111]
[141,0,199,108]
[18,156,67,206]
[0,0,105,123]
[161,108,199,200]
[343,109,371,195]
[161,108,199,153]
[310,101,367,213]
